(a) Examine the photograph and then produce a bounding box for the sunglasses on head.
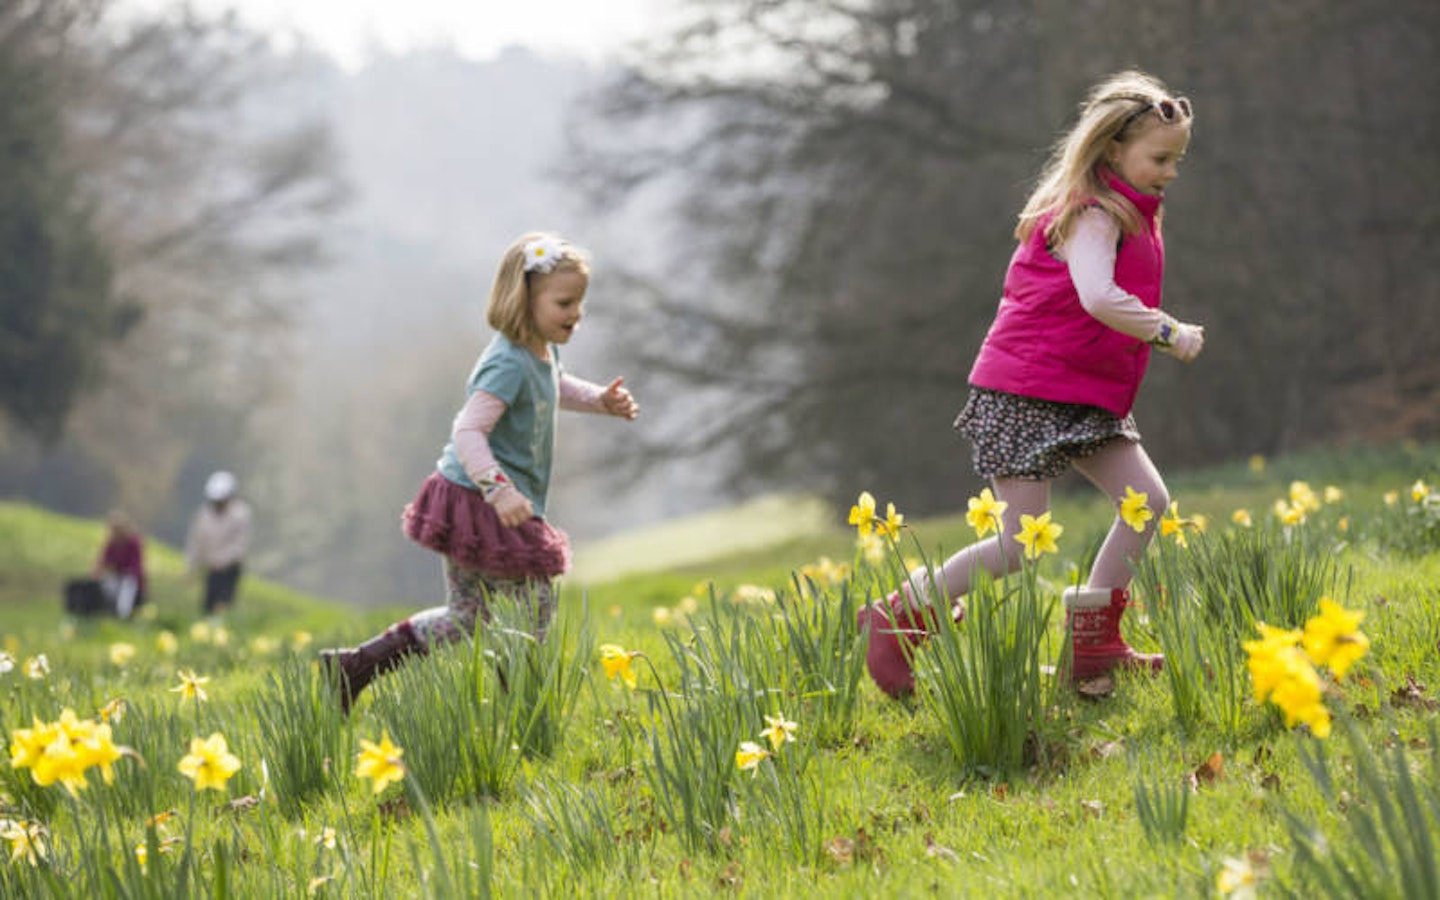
[1119,96,1193,130]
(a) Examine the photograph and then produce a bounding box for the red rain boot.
[319,623,426,715]
[856,589,965,698]
[1063,586,1164,683]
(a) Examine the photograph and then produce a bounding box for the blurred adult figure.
[185,471,252,616]
[94,510,146,618]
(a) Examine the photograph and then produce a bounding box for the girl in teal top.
[321,232,639,712]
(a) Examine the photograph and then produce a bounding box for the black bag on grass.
[63,578,111,615]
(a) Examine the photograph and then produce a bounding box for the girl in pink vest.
[858,70,1205,698]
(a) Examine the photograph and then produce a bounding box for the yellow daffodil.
[1301,599,1369,680]
[1217,855,1260,897]
[1231,508,1253,528]
[1383,490,1399,507]
[249,635,279,655]
[1159,501,1200,546]
[170,670,210,703]
[354,732,406,795]
[7,709,122,797]
[292,631,313,651]
[1279,500,1305,525]
[178,733,241,792]
[1248,454,1266,473]
[965,488,1008,538]
[848,492,877,536]
[1242,623,1304,704]
[1272,499,1305,526]
[1118,486,1152,533]
[760,713,798,752]
[652,606,675,628]
[315,826,337,850]
[598,644,640,689]
[1412,480,1432,502]
[3,819,46,867]
[156,631,179,656]
[874,502,904,540]
[99,698,127,724]
[856,531,886,564]
[24,654,49,679]
[735,740,770,775]
[1289,481,1321,514]
[108,642,136,667]
[1323,485,1343,504]
[1014,512,1063,560]
[1270,663,1331,738]
[189,621,212,644]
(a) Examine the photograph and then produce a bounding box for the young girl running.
[322,232,639,712]
[859,70,1205,698]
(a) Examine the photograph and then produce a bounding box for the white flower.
[523,235,568,273]
[0,651,14,675]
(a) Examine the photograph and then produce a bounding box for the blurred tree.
[0,1,121,442]
[0,0,347,536]
[575,0,1439,515]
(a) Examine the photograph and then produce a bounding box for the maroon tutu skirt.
[401,472,571,579]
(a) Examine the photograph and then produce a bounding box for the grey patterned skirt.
[954,388,1141,480]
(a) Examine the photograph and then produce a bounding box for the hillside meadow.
[2,443,1439,898]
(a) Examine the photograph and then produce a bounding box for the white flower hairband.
[523,236,570,274]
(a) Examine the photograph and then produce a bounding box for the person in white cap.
[185,470,252,616]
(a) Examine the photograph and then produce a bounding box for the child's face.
[529,269,588,348]
[1109,122,1190,196]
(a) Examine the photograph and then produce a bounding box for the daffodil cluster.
[1243,599,1369,739]
[7,708,127,797]
[735,713,798,775]
[848,491,904,541]
[1,818,47,867]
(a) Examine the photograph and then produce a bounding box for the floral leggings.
[404,557,556,649]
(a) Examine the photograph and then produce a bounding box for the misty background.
[3,0,1436,607]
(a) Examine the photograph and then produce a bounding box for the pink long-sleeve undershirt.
[451,374,609,489]
[1058,207,1167,343]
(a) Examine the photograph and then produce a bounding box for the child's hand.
[490,485,534,528]
[1151,314,1205,362]
[1162,322,1204,362]
[600,377,640,420]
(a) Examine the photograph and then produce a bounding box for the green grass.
[1,442,1438,897]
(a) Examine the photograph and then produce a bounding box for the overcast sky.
[120,0,667,68]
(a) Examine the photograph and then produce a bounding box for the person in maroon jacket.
[94,510,146,618]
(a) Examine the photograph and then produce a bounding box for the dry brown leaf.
[824,837,855,867]
[1194,751,1224,786]
[924,833,959,863]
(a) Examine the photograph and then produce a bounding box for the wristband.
[1150,314,1179,349]
[476,466,511,500]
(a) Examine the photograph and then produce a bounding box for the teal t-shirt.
[438,334,560,517]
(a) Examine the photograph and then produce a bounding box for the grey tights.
[909,439,1168,604]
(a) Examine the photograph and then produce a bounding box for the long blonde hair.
[485,231,590,345]
[1015,70,1190,247]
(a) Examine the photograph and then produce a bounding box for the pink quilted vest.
[968,171,1164,417]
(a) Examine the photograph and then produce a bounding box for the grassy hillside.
[1,442,1437,897]
[0,502,357,636]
